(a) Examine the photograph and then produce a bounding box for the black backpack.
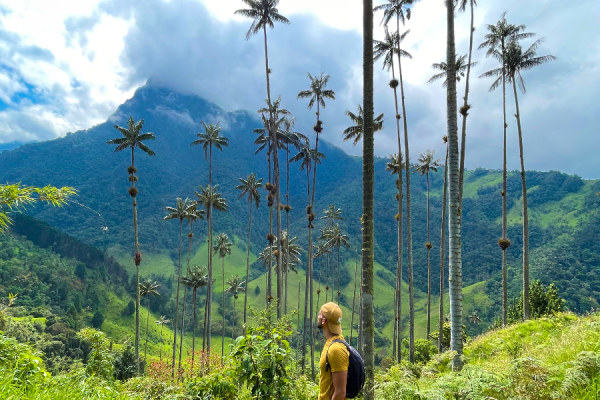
[325,339,366,399]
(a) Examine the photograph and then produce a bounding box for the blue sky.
[0,0,598,178]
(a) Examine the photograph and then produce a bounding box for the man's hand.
[331,370,348,400]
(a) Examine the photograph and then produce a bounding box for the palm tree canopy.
[185,202,205,226]
[373,28,412,71]
[282,117,308,150]
[259,230,303,270]
[386,153,405,176]
[322,224,351,251]
[373,0,416,27]
[164,197,195,222]
[343,104,384,146]
[195,185,228,213]
[427,54,478,87]
[139,279,161,298]
[181,266,210,290]
[504,39,556,93]
[213,232,233,259]
[314,241,333,259]
[254,96,293,155]
[236,173,263,209]
[456,0,477,13]
[478,12,534,58]
[320,204,344,226]
[234,0,290,40]
[106,116,156,156]
[290,139,325,171]
[190,121,229,159]
[155,316,171,326]
[412,150,442,176]
[226,275,246,299]
[296,72,336,110]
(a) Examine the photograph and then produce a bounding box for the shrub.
[77,328,113,380]
[91,311,104,328]
[113,345,138,381]
[414,339,438,364]
[0,334,50,386]
[122,300,135,317]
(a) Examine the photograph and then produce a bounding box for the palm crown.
[290,140,325,172]
[296,72,336,110]
[413,150,442,176]
[195,185,228,213]
[478,12,534,59]
[259,230,303,270]
[236,173,263,209]
[428,54,478,87]
[373,28,412,71]
[373,0,416,27]
[213,233,233,259]
[190,121,229,159]
[164,198,195,222]
[139,279,160,298]
[320,205,344,227]
[343,105,384,146]
[235,0,290,40]
[504,39,556,93]
[106,116,156,156]
[322,224,351,252]
[181,266,210,291]
[386,153,405,176]
[225,275,246,299]
[155,316,171,326]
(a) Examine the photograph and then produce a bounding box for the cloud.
[0,0,598,178]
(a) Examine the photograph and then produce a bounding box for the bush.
[77,328,112,380]
[122,300,135,317]
[414,339,438,364]
[91,311,104,328]
[113,345,138,381]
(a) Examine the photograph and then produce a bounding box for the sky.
[0,0,598,178]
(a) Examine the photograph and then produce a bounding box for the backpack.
[325,339,366,399]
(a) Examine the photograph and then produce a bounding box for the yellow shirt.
[319,334,349,400]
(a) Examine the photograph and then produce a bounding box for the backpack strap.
[325,339,348,372]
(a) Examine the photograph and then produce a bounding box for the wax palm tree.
[297,72,336,124]
[180,265,209,372]
[164,197,192,375]
[342,105,384,146]
[438,136,449,353]
[413,150,442,339]
[191,122,229,188]
[323,224,350,305]
[290,137,325,376]
[155,316,171,361]
[213,232,233,361]
[479,13,534,324]
[315,240,333,303]
[140,279,160,365]
[195,185,228,356]
[468,311,482,324]
[225,275,245,342]
[374,0,417,364]
[505,39,555,320]
[457,0,478,209]
[446,0,464,372]
[362,0,376,393]
[320,204,343,302]
[236,173,262,327]
[178,204,204,371]
[386,152,404,361]
[106,116,155,368]
[428,54,478,87]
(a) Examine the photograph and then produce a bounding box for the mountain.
[1,81,599,323]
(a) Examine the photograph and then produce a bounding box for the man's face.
[317,311,325,330]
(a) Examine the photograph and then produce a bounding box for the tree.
[412,150,442,339]
[164,197,193,375]
[427,54,478,87]
[213,232,233,362]
[362,0,375,395]
[468,311,481,324]
[236,173,263,328]
[180,266,209,371]
[445,0,464,371]
[479,13,534,322]
[0,184,75,232]
[323,224,350,305]
[342,105,384,146]
[139,279,160,365]
[438,137,449,353]
[320,205,343,303]
[195,185,228,356]
[225,275,245,342]
[385,152,404,361]
[505,39,555,322]
[374,0,416,363]
[106,115,156,370]
[154,316,171,361]
[91,310,104,329]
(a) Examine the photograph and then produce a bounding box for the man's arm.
[331,370,348,400]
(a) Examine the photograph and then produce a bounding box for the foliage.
[506,280,565,324]
[113,345,138,381]
[77,328,113,380]
[91,310,105,328]
[0,333,50,387]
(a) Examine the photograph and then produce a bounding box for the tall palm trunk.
[458,0,476,206]
[178,221,194,370]
[221,257,225,361]
[268,157,273,304]
[285,144,290,314]
[191,287,198,374]
[206,144,214,359]
[362,0,375,396]
[159,324,164,361]
[130,148,141,371]
[446,0,464,372]
[512,79,530,319]
[171,219,183,378]
[297,281,301,351]
[350,253,358,345]
[501,40,508,326]
[337,246,341,305]
[243,199,253,329]
[144,296,150,365]
[439,145,448,353]
[232,296,236,343]
[301,168,310,373]
[426,172,431,339]
[396,15,415,363]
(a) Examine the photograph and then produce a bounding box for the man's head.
[318,302,343,335]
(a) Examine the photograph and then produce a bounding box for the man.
[317,302,348,400]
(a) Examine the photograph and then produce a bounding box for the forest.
[1,0,598,399]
